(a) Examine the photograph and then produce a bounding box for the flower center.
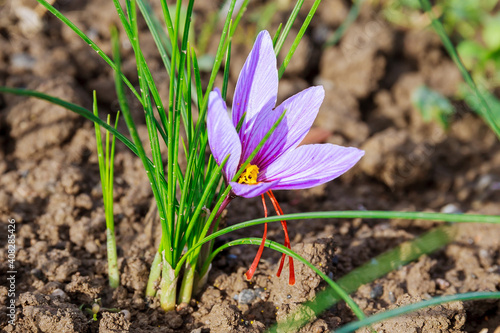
[238,164,259,185]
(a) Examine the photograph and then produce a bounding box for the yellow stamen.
[238,164,259,184]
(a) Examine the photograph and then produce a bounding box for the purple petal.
[262,144,364,190]
[207,89,242,181]
[250,86,325,169]
[238,104,286,164]
[230,180,279,198]
[232,31,278,159]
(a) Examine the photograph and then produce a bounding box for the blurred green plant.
[439,0,497,38]
[378,0,497,34]
[418,0,500,138]
[380,0,500,88]
[378,0,500,137]
[457,13,500,90]
[412,85,455,129]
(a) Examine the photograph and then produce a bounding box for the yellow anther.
[237,164,259,185]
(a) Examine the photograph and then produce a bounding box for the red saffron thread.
[267,190,295,285]
[245,194,268,280]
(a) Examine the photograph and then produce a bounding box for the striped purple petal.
[232,30,278,163]
[207,89,241,181]
[250,86,325,169]
[262,144,365,190]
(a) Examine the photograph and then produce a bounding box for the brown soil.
[1,1,500,332]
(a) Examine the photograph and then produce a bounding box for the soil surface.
[1,1,500,332]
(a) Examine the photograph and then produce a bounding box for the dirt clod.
[16,292,87,333]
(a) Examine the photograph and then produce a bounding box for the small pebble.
[120,309,131,321]
[15,6,42,35]
[370,284,383,299]
[436,278,450,290]
[476,174,493,192]
[87,28,99,41]
[234,289,258,304]
[440,203,462,214]
[256,288,269,301]
[312,24,329,43]
[11,53,36,71]
[479,249,490,259]
[51,288,67,299]
[30,268,44,280]
[388,291,396,303]
[486,265,499,273]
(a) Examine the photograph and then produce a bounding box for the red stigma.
[245,191,295,286]
[245,194,268,281]
[267,190,295,285]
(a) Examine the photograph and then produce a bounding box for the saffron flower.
[207,30,364,285]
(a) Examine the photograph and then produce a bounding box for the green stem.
[159,257,178,312]
[146,251,162,297]
[106,229,120,288]
[193,263,211,295]
[177,262,196,306]
[197,194,234,278]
